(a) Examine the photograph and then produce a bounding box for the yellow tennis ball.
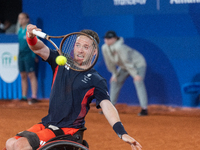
[56,55,67,66]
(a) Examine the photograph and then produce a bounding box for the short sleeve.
[94,79,110,108]
[45,49,59,72]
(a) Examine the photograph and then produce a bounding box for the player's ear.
[93,49,97,56]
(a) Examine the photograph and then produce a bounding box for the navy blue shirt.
[42,49,110,128]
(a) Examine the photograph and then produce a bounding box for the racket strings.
[62,35,77,69]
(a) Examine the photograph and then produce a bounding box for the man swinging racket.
[4,24,142,150]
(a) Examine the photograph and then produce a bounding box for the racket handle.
[32,29,47,39]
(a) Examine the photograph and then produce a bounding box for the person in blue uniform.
[5,24,142,150]
[18,13,38,104]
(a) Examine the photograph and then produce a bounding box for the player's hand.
[27,24,42,39]
[110,76,117,83]
[122,134,142,150]
[134,75,143,82]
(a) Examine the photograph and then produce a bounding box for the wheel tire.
[37,140,89,150]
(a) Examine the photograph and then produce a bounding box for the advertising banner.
[82,0,200,16]
[0,43,19,83]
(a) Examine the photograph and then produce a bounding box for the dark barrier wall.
[21,0,200,106]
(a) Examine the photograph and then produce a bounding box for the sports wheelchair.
[37,127,89,150]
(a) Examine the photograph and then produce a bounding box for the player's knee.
[13,142,23,150]
[6,138,16,150]
[13,138,32,150]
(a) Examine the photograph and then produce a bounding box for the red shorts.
[15,123,79,147]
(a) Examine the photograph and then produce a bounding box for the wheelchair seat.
[45,127,89,148]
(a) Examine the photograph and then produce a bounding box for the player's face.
[18,14,29,27]
[74,35,97,65]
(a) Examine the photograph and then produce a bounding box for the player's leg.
[110,68,129,105]
[36,126,79,148]
[5,124,43,150]
[6,137,32,150]
[5,137,16,150]
[6,124,45,150]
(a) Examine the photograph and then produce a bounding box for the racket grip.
[32,29,47,39]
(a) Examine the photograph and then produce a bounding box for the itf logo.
[2,52,12,66]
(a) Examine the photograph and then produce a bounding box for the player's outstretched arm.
[26,24,50,60]
[100,100,142,150]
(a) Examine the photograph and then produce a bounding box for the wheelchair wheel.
[37,140,89,150]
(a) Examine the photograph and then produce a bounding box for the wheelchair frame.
[37,127,89,150]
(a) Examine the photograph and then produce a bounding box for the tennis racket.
[32,29,99,71]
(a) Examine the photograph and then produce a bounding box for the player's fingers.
[131,141,142,150]
[27,24,41,33]
[35,28,42,32]
[135,141,142,148]
[131,144,135,150]
[131,144,138,150]
[26,24,37,38]
[131,144,142,150]
[27,24,36,32]
[121,134,142,150]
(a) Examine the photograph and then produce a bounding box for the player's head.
[73,30,99,66]
[80,29,100,45]
[104,31,119,46]
[18,12,29,27]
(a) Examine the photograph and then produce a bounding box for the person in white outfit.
[102,31,148,116]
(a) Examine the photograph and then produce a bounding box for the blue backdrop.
[2,0,200,107]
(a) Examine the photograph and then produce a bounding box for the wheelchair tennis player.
[4,24,142,150]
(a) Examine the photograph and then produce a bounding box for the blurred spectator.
[17,12,38,104]
[102,31,148,116]
[0,0,22,33]
[4,19,16,34]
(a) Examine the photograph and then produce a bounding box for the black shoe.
[138,109,148,116]
[98,111,103,115]
[28,98,39,105]
[21,98,27,101]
